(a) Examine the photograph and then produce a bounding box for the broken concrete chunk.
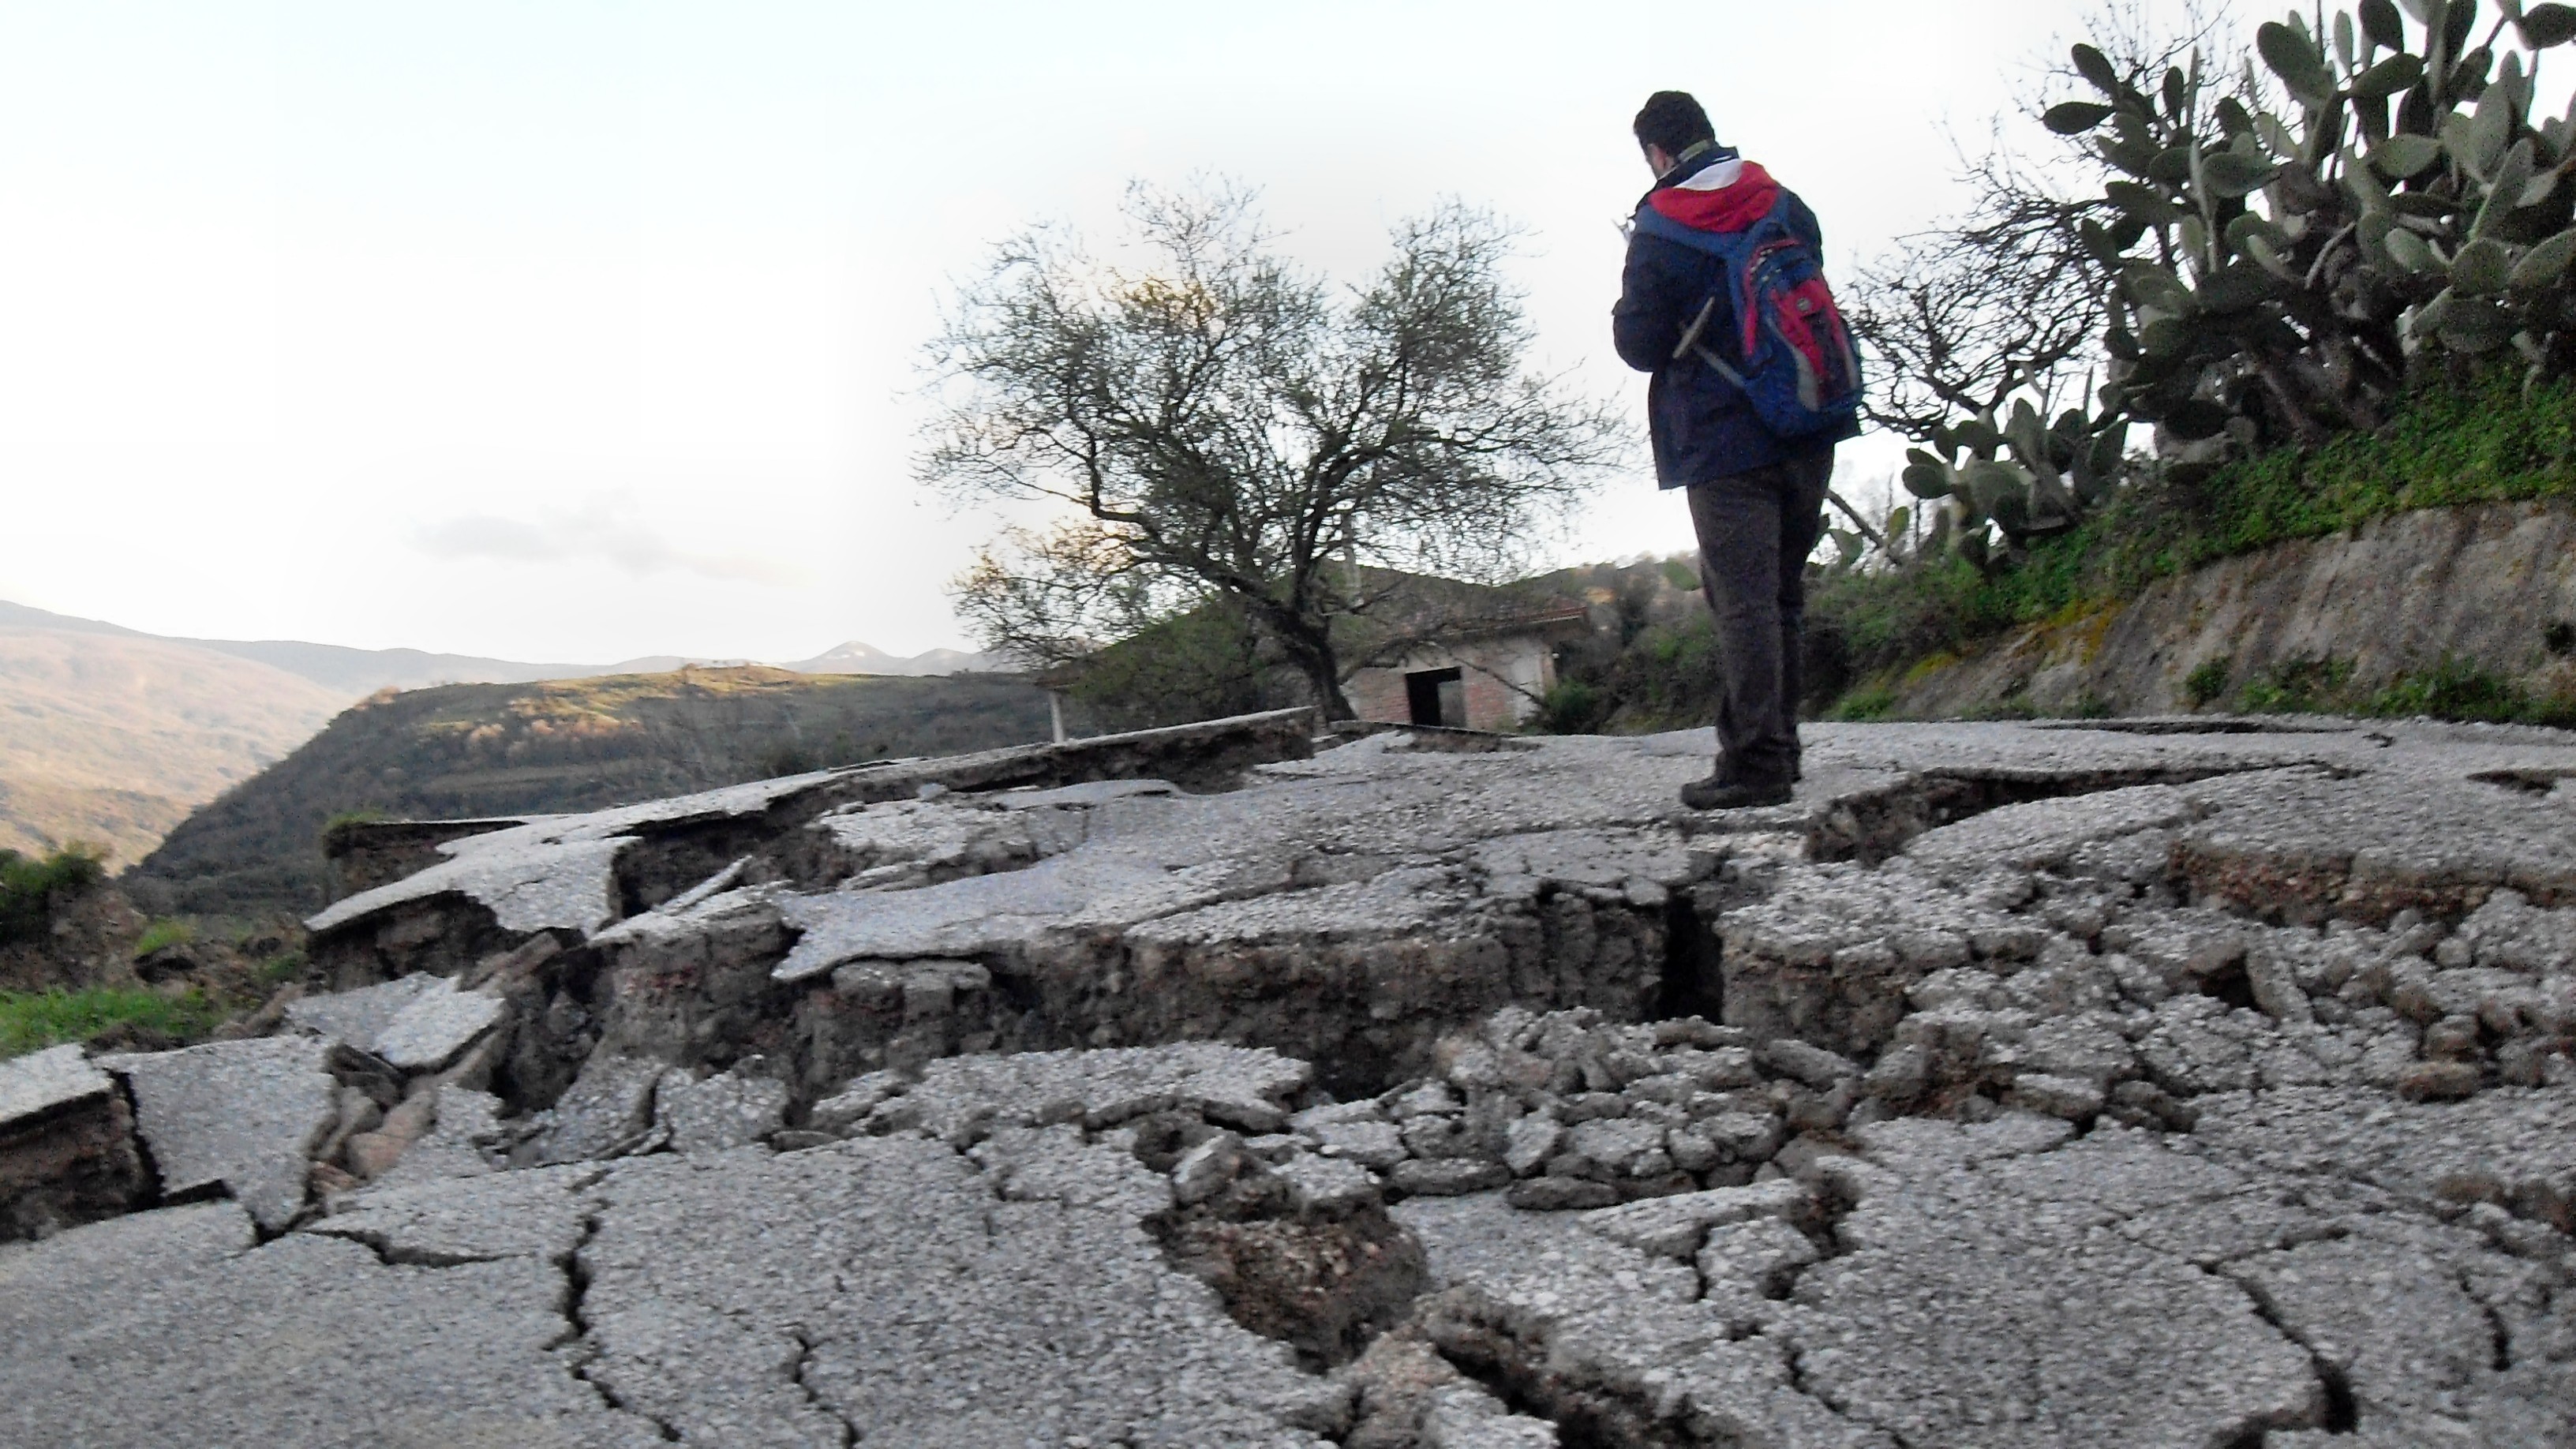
[1576,1178,1810,1259]
[883,1043,1311,1146]
[369,978,508,1073]
[1903,784,2198,883]
[1760,1130,2327,1447]
[526,1053,663,1166]
[285,974,508,1074]
[1275,1151,1380,1216]
[367,1088,503,1189]
[1387,1159,1511,1197]
[2396,1059,2483,1102]
[1290,1099,1383,1132]
[2244,946,2315,1024]
[0,1046,146,1240]
[1170,1132,1247,1206]
[1696,1215,1820,1296]
[808,1069,909,1135]
[1760,1037,1861,1088]
[992,777,1178,809]
[307,1163,602,1266]
[1504,1176,1619,1211]
[1562,1116,1667,1176]
[653,1066,789,1155]
[1502,1114,1562,1177]
[113,1037,339,1233]
[1314,1118,1408,1170]
[1422,1386,1560,1448]
[282,975,438,1049]
[1384,1080,1463,1118]
[0,1046,114,1126]
[313,1085,382,1172]
[2008,1073,2108,1121]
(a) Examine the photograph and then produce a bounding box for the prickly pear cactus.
[1900,0,2576,552]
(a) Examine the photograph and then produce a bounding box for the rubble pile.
[0,711,2572,1446]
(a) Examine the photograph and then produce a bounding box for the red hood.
[1646,158,1781,234]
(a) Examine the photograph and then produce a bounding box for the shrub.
[132,919,196,959]
[2241,657,2354,715]
[2366,657,2576,728]
[2182,657,2233,710]
[1529,680,1610,735]
[0,846,107,946]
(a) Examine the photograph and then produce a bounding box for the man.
[1613,90,1859,811]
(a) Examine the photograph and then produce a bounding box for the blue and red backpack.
[1633,160,1863,440]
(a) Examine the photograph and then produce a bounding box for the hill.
[0,627,346,867]
[0,599,1008,863]
[123,665,1059,918]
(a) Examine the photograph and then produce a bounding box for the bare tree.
[1848,139,2110,441]
[923,184,1623,720]
[1849,1,2244,446]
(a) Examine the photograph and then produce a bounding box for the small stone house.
[1035,567,1595,734]
[1342,601,1590,731]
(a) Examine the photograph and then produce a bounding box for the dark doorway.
[1405,667,1465,728]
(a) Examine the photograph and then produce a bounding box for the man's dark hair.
[1633,91,1716,155]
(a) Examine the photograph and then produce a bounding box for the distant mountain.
[0,600,147,638]
[777,641,1003,676]
[176,638,603,695]
[0,600,1009,869]
[125,665,1059,918]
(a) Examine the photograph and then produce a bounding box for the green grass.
[132,919,195,958]
[0,846,106,945]
[1816,371,2576,700]
[1830,686,1899,721]
[0,987,225,1060]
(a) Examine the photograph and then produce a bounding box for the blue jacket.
[1612,146,1858,487]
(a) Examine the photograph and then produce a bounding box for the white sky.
[0,1,2261,663]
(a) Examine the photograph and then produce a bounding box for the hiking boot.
[1679,775,1794,811]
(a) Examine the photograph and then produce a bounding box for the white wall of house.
[1347,631,1558,731]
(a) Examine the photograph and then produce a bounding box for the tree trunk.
[1299,654,1357,723]
[1271,620,1356,723]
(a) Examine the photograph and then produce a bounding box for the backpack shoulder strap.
[1631,205,1739,256]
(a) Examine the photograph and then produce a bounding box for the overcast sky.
[0,1,2261,663]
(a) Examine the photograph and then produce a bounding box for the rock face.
[1882,498,2576,717]
[0,710,2572,1446]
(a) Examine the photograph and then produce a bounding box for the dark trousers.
[1686,446,1835,785]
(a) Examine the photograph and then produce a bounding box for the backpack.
[1634,194,1863,440]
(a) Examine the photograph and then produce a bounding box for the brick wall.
[1346,632,1556,730]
